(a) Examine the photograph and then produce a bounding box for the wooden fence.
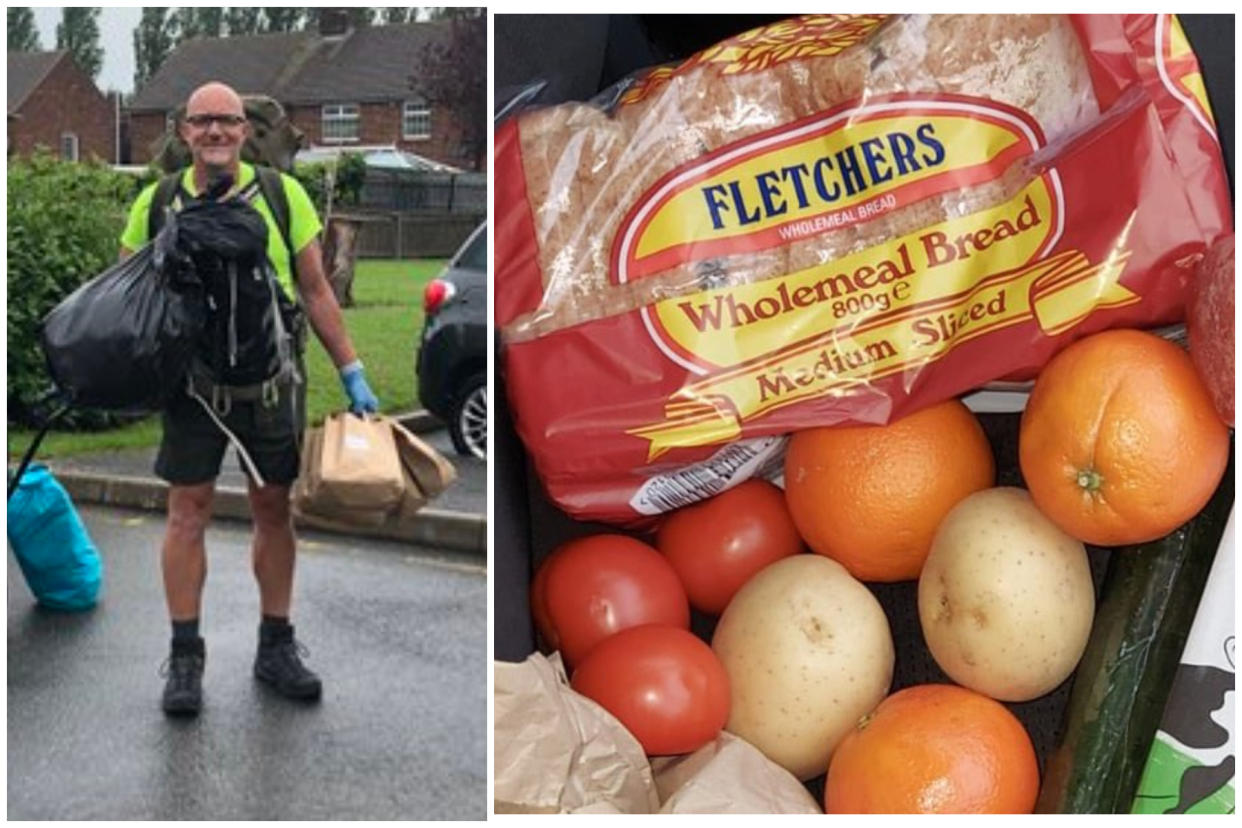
[337,211,484,259]
[359,169,486,213]
[328,169,485,258]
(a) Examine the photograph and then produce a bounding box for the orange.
[1019,329,1229,546]
[824,684,1039,814]
[784,399,994,582]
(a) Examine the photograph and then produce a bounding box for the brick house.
[8,50,117,161]
[128,17,477,170]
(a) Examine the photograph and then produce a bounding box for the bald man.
[120,82,380,715]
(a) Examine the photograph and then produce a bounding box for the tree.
[425,7,484,20]
[262,8,304,33]
[382,8,412,24]
[172,7,223,43]
[7,7,41,52]
[414,12,485,169]
[347,8,377,27]
[199,7,225,38]
[56,7,104,79]
[224,8,262,36]
[305,8,376,31]
[133,7,176,91]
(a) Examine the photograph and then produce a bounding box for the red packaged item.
[496,14,1232,526]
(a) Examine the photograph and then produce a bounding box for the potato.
[918,487,1095,702]
[711,555,894,781]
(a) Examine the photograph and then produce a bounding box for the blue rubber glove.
[340,361,380,414]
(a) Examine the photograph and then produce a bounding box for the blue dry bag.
[7,464,102,611]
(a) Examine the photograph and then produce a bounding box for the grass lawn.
[8,258,444,460]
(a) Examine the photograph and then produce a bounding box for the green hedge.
[292,152,366,215]
[7,153,143,427]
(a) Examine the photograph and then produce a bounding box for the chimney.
[318,9,352,38]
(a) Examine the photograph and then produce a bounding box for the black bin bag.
[39,217,206,413]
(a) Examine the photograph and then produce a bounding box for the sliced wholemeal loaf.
[509,14,1098,341]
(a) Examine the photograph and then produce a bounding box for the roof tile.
[129,22,451,112]
[8,50,67,114]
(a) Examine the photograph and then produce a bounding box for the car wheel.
[449,374,487,460]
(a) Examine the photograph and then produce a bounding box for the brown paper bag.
[392,419,457,520]
[313,412,405,510]
[494,652,827,814]
[291,412,405,529]
[393,421,456,496]
[652,732,823,814]
[394,460,428,521]
[292,425,390,529]
[494,653,660,814]
[293,414,460,529]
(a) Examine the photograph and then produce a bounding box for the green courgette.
[1035,447,1234,813]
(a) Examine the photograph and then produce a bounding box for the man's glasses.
[184,113,247,129]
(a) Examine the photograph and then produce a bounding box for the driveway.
[8,505,486,820]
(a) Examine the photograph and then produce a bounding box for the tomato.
[655,479,803,614]
[529,558,557,651]
[533,534,689,667]
[570,624,730,756]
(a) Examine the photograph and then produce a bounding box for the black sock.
[259,615,292,645]
[260,615,291,637]
[172,618,200,641]
[171,619,203,653]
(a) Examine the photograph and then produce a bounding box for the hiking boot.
[161,639,205,716]
[254,624,322,701]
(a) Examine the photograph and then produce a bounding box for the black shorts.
[155,371,307,488]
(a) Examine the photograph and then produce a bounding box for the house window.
[403,102,431,140]
[60,132,79,161]
[321,103,360,142]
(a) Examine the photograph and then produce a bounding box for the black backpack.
[155,177,299,390]
[148,165,298,284]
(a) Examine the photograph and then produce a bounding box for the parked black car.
[417,222,487,458]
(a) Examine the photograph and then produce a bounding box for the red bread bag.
[496,14,1232,525]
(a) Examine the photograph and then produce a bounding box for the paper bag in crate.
[494,652,821,814]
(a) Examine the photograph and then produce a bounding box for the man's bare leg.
[248,481,295,616]
[161,482,214,716]
[162,482,215,620]
[248,481,321,700]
